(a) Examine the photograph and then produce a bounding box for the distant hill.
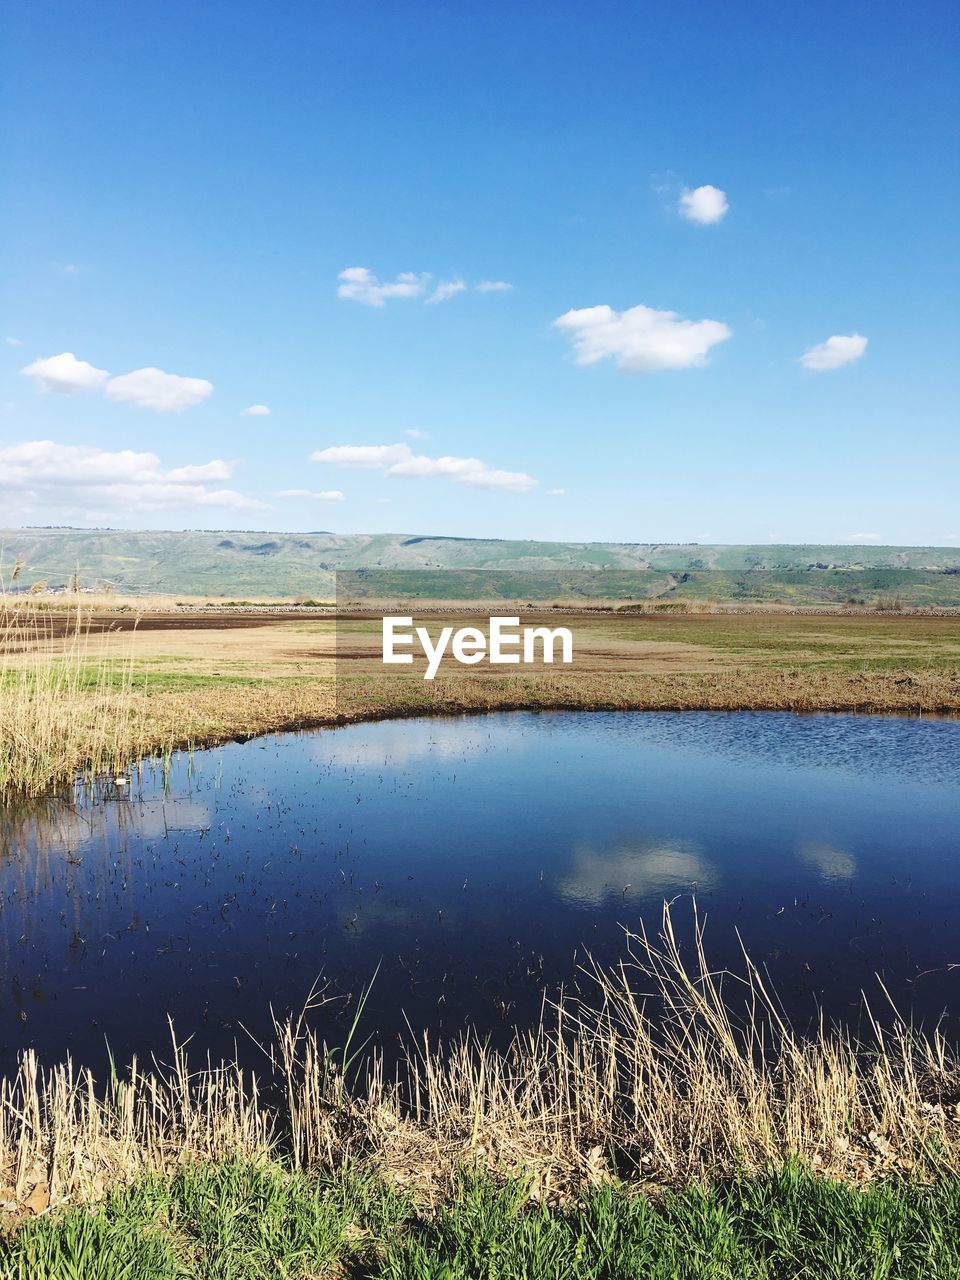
[2,527,959,604]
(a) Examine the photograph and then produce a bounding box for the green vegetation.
[3,527,959,598]
[6,1158,960,1279]
[338,567,960,608]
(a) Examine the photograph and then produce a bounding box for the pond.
[1,710,958,1076]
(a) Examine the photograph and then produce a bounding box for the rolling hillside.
[2,527,959,603]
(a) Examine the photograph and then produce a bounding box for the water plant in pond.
[0,584,153,798]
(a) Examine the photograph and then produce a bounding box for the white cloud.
[679,185,729,224]
[337,266,428,306]
[279,488,345,502]
[548,488,566,496]
[310,444,411,469]
[339,268,514,306]
[312,442,537,493]
[22,351,110,395]
[799,333,868,372]
[167,460,235,482]
[405,427,429,439]
[427,279,466,304]
[0,440,264,517]
[554,303,731,373]
[452,464,536,492]
[105,367,213,411]
[844,532,882,543]
[242,403,271,416]
[5,337,23,347]
[22,352,214,410]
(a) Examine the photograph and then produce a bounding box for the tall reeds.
[0,574,149,798]
[2,905,957,1215]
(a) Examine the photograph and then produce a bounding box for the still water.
[0,711,958,1075]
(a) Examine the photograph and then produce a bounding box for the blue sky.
[2,0,958,544]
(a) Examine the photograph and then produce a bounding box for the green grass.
[6,1159,960,1279]
[3,527,960,596]
[0,665,310,694]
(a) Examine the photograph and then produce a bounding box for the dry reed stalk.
[1,905,958,1215]
[0,583,163,798]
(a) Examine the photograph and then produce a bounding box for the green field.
[3,527,960,601]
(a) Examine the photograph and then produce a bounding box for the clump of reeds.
[2,905,958,1216]
[0,568,150,798]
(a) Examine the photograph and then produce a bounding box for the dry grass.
[2,905,959,1217]
[335,665,960,720]
[0,593,169,799]
[1,600,958,797]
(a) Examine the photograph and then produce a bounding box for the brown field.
[1,599,959,796]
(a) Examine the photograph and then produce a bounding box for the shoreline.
[2,904,959,1224]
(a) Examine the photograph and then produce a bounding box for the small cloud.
[337,266,428,306]
[167,460,235,482]
[844,532,882,544]
[554,303,731,374]
[799,333,868,372]
[311,444,411,470]
[279,488,345,502]
[405,427,429,439]
[242,403,271,416]
[22,351,213,411]
[312,442,537,493]
[22,351,110,394]
[547,488,566,497]
[427,279,466,304]
[679,185,729,225]
[339,268,512,306]
[106,367,213,411]
[5,337,23,347]
[375,497,391,504]
[0,439,262,516]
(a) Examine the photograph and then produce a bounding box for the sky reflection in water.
[0,710,957,1074]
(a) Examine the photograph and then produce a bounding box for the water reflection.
[798,841,857,881]
[557,840,717,905]
[0,710,956,1074]
[307,717,505,768]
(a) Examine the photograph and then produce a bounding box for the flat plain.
[3,600,958,798]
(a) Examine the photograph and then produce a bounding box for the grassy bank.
[2,909,959,1231]
[1,597,959,797]
[7,1157,960,1279]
